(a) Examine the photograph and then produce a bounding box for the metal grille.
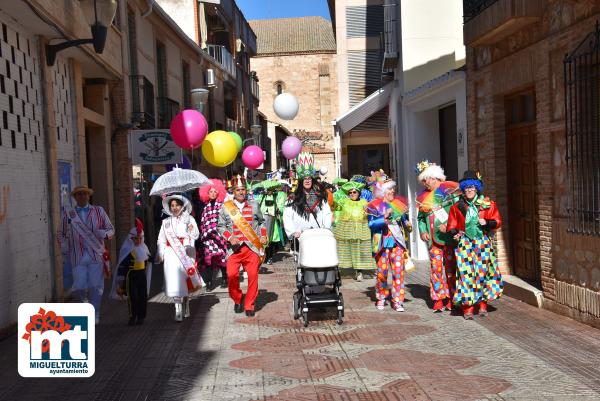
[346,5,384,38]
[130,75,154,129]
[463,0,499,22]
[564,22,600,236]
[157,97,179,129]
[347,50,383,107]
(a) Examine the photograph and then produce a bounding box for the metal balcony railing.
[130,75,155,128]
[225,117,237,132]
[463,0,499,22]
[206,45,237,79]
[157,97,180,129]
[251,74,259,100]
[382,2,399,69]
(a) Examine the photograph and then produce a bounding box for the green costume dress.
[333,198,375,270]
[257,191,287,246]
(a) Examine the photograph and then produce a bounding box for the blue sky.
[236,0,331,21]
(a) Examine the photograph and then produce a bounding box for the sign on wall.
[128,130,183,165]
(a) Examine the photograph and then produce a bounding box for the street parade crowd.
[57,152,504,325]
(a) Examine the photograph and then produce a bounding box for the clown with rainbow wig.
[415,160,461,313]
[447,170,504,319]
[367,170,412,312]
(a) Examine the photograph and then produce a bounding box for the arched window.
[276,83,283,95]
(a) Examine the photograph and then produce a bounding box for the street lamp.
[191,88,209,114]
[46,0,118,66]
[250,124,262,137]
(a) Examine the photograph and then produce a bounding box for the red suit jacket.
[447,197,502,235]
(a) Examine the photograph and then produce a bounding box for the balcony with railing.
[463,0,543,46]
[157,97,180,129]
[382,2,399,69]
[130,76,155,129]
[206,45,237,79]
[225,117,237,132]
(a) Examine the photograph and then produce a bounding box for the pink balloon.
[170,109,208,150]
[242,145,265,169]
[281,136,302,159]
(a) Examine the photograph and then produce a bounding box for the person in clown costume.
[415,160,460,312]
[333,181,375,281]
[283,152,333,239]
[198,179,228,289]
[447,170,503,319]
[367,171,412,312]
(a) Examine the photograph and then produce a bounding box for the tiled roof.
[249,17,336,56]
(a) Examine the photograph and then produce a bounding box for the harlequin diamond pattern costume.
[447,171,503,319]
[416,160,460,312]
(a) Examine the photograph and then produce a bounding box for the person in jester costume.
[447,170,503,319]
[415,160,460,313]
[256,179,287,265]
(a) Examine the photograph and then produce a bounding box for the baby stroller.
[292,228,344,326]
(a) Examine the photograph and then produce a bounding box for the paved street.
[1,253,600,401]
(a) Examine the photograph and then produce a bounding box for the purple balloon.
[170,109,208,150]
[281,136,302,159]
[166,154,191,172]
[242,145,265,169]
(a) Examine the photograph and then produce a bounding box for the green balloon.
[229,131,243,152]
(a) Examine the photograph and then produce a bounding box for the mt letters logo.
[18,303,95,377]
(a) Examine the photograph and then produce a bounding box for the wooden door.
[507,122,539,282]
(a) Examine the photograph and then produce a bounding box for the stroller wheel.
[337,310,343,325]
[293,292,301,320]
[302,311,309,327]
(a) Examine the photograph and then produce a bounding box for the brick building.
[249,17,338,180]
[464,0,600,326]
[0,0,257,332]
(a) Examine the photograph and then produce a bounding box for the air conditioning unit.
[206,69,216,87]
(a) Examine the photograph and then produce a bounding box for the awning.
[334,82,392,134]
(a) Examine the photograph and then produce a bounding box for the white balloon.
[319,166,328,175]
[273,93,299,120]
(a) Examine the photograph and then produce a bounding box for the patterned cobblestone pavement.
[1,253,600,400]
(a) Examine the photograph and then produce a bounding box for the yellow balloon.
[201,130,238,167]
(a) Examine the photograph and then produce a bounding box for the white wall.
[399,74,467,260]
[400,0,464,71]
[0,14,53,329]
[156,0,197,43]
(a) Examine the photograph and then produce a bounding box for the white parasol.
[149,168,210,196]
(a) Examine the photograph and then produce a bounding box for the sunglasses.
[348,190,359,194]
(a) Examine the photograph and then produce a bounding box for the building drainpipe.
[142,0,154,18]
[333,121,341,178]
[39,41,64,302]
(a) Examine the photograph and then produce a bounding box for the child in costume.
[447,170,503,319]
[199,179,228,289]
[112,218,151,325]
[256,180,287,265]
